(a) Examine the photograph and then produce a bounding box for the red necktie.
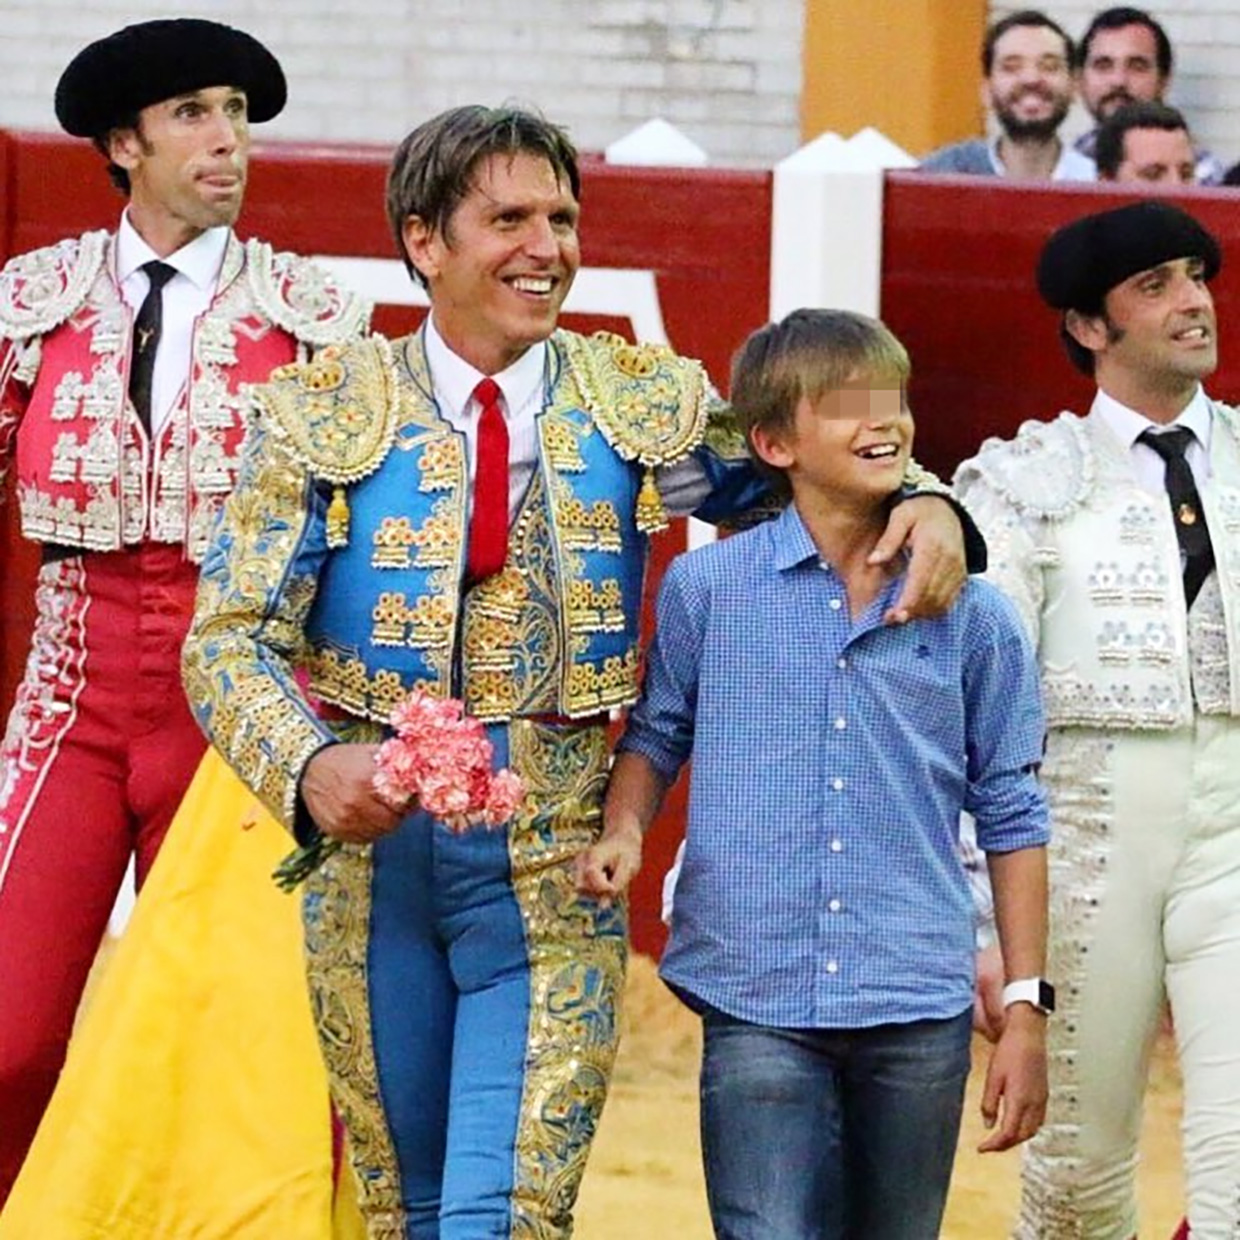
[467,377,509,581]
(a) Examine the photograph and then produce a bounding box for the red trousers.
[0,544,205,1205]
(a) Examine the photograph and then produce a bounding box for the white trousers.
[1016,719,1240,1239]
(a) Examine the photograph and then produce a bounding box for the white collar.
[115,211,230,291]
[987,136,1095,181]
[1092,384,1213,452]
[422,313,547,418]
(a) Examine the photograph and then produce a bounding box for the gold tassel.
[635,466,668,534]
[326,485,350,547]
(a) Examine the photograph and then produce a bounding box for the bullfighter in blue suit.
[182,105,977,1239]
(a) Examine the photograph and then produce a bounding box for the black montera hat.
[55,19,286,138]
[1037,201,1221,315]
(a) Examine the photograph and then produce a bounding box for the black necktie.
[1139,426,1215,608]
[129,260,177,434]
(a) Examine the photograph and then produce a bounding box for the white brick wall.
[0,0,805,167]
[991,2,1240,172]
[6,2,1232,170]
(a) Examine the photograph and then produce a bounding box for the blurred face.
[751,374,913,511]
[1109,126,1196,185]
[402,151,581,375]
[986,24,1074,141]
[1079,24,1166,121]
[1073,257,1216,402]
[109,86,250,255]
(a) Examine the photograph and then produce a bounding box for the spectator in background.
[1096,99,1197,184]
[921,10,1095,181]
[1075,7,1225,184]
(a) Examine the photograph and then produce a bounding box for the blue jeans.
[699,1006,973,1240]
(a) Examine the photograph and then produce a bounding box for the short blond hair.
[729,308,910,496]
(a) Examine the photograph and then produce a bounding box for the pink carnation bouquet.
[274,690,526,890]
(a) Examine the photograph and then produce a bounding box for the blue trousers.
[699,1005,973,1240]
[302,721,625,1239]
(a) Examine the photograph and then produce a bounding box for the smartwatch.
[1002,977,1055,1015]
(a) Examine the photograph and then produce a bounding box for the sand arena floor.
[575,955,1185,1239]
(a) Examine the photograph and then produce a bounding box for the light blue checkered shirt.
[620,503,1049,1029]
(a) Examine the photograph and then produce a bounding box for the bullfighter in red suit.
[0,19,368,1204]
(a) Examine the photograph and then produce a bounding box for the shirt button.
[837,657,848,670]
[830,839,843,852]
[832,778,844,791]
[834,717,847,730]
[826,960,839,974]
[828,898,842,912]
[829,598,842,611]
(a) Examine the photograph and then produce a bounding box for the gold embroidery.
[566,579,625,634]
[559,329,708,469]
[327,485,351,548]
[367,590,455,651]
[541,416,587,473]
[303,844,407,1240]
[635,466,667,534]
[557,495,622,553]
[256,336,398,486]
[506,719,626,1238]
[299,353,347,393]
[566,647,641,714]
[418,436,466,491]
[461,475,562,721]
[371,517,416,568]
[306,646,435,724]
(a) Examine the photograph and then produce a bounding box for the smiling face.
[108,85,250,255]
[986,23,1074,141]
[402,151,581,375]
[751,373,913,512]
[1071,256,1216,415]
[1079,23,1166,122]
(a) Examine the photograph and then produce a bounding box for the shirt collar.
[115,211,229,291]
[770,501,823,572]
[987,136,1091,181]
[1092,384,1212,453]
[422,314,546,419]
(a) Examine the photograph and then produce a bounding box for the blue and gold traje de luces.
[261,327,709,724]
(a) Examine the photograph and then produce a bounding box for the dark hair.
[93,112,142,195]
[1059,320,1098,376]
[729,308,910,499]
[385,105,581,286]
[983,9,1074,74]
[1077,7,1172,76]
[1095,99,1190,177]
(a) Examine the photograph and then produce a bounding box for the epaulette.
[0,231,107,341]
[244,241,372,348]
[954,412,1093,521]
[559,329,709,466]
[254,336,398,485]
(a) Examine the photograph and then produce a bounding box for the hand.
[300,743,408,843]
[575,822,643,908]
[869,495,967,624]
[978,1006,1048,1153]
[973,944,1006,1043]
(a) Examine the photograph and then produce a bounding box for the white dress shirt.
[115,212,229,435]
[1093,385,1212,495]
[422,314,716,527]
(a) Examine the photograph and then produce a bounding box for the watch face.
[1038,980,1056,1013]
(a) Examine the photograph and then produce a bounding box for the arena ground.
[577,954,1185,1239]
